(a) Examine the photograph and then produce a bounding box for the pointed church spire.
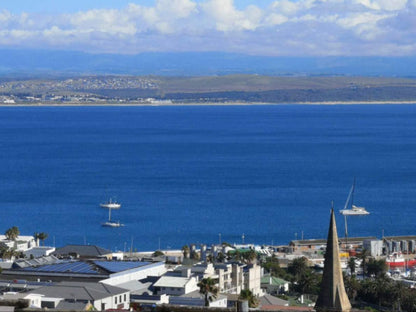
[315,208,351,312]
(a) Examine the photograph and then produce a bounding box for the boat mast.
[351,177,356,209]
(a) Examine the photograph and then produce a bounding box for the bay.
[0,104,415,252]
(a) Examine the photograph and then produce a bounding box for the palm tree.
[358,248,370,278]
[38,232,48,246]
[245,249,257,264]
[198,277,219,306]
[216,252,225,263]
[33,232,40,246]
[182,245,190,259]
[239,289,259,308]
[5,226,19,241]
[347,257,357,276]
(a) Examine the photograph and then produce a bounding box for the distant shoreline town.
[1,75,416,105]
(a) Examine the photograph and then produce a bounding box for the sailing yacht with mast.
[100,199,124,227]
[339,178,370,216]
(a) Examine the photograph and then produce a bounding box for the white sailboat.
[100,198,121,209]
[339,178,370,216]
[100,198,124,227]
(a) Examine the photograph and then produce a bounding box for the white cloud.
[201,0,263,31]
[0,0,413,56]
[0,10,12,24]
[354,0,408,11]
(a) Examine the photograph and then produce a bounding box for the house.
[27,281,130,311]
[261,275,290,295]
[153,275,199,296]
[169,290,227,308]
[53,244,114,259]
[0,235,36,252]
[215,263,235,293]
[231,263,262,296]
[23,246,56,259]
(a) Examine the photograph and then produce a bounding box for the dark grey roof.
[53,245,112,257]
[30,281,128,301]
[260,294,289,306]
[54,301,89,311]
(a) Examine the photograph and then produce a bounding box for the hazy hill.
[1,50,416,77]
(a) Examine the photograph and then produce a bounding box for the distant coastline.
[1,100,416,107]
[2,75,416,106]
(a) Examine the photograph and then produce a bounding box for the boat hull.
[100,203,121,209]
[387,259,416,268]
[339,210,370,216]
[102,221,124,227]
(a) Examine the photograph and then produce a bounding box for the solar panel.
[22,261,98,274]
[93,261,150,273]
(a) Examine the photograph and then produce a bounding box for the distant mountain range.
[1,49,416,77]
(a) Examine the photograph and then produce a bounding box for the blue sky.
[2,0,273,13]
[0,0,414,56]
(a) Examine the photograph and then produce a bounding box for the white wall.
[101,262,167,286]
[94,291,130,311]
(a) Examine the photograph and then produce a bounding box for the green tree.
[239,289,259,308]
[358,248,370,278]
[287,257,309,280]
[0,242,9,258]
[343,273,361,302]
[216,252,225,263]
[244,249,258,264]
[5,226,19,241]
[401,287,416,312]
[296,270,321,295]
[347,257,357,276]
[152,250,164,257]
[198,277,219,306]
[182,245,190,259]
[262,255,288,279]
[366,258,387,277]
[33,232,40,246]
[38,232,48,246]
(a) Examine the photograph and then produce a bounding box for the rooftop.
[53,245,111,257]
[30,281,128,301]
[153,276,192,288]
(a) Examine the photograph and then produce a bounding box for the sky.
[0,0,415,56]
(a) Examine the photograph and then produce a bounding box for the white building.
[0,235,36,252]
[23,247,56,259]
[101,261,167,286]
[363,239,384,257]
[170,290,227,308]
[153,276,199,296]
[27,281,130,311]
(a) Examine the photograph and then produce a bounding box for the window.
[124,294,126,301]
[119,295,122,302]
[115,296,117,304]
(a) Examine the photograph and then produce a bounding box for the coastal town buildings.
[3,230,416,310]
[26,281,130,310]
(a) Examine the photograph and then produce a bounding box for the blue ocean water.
[0,104,416,252]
